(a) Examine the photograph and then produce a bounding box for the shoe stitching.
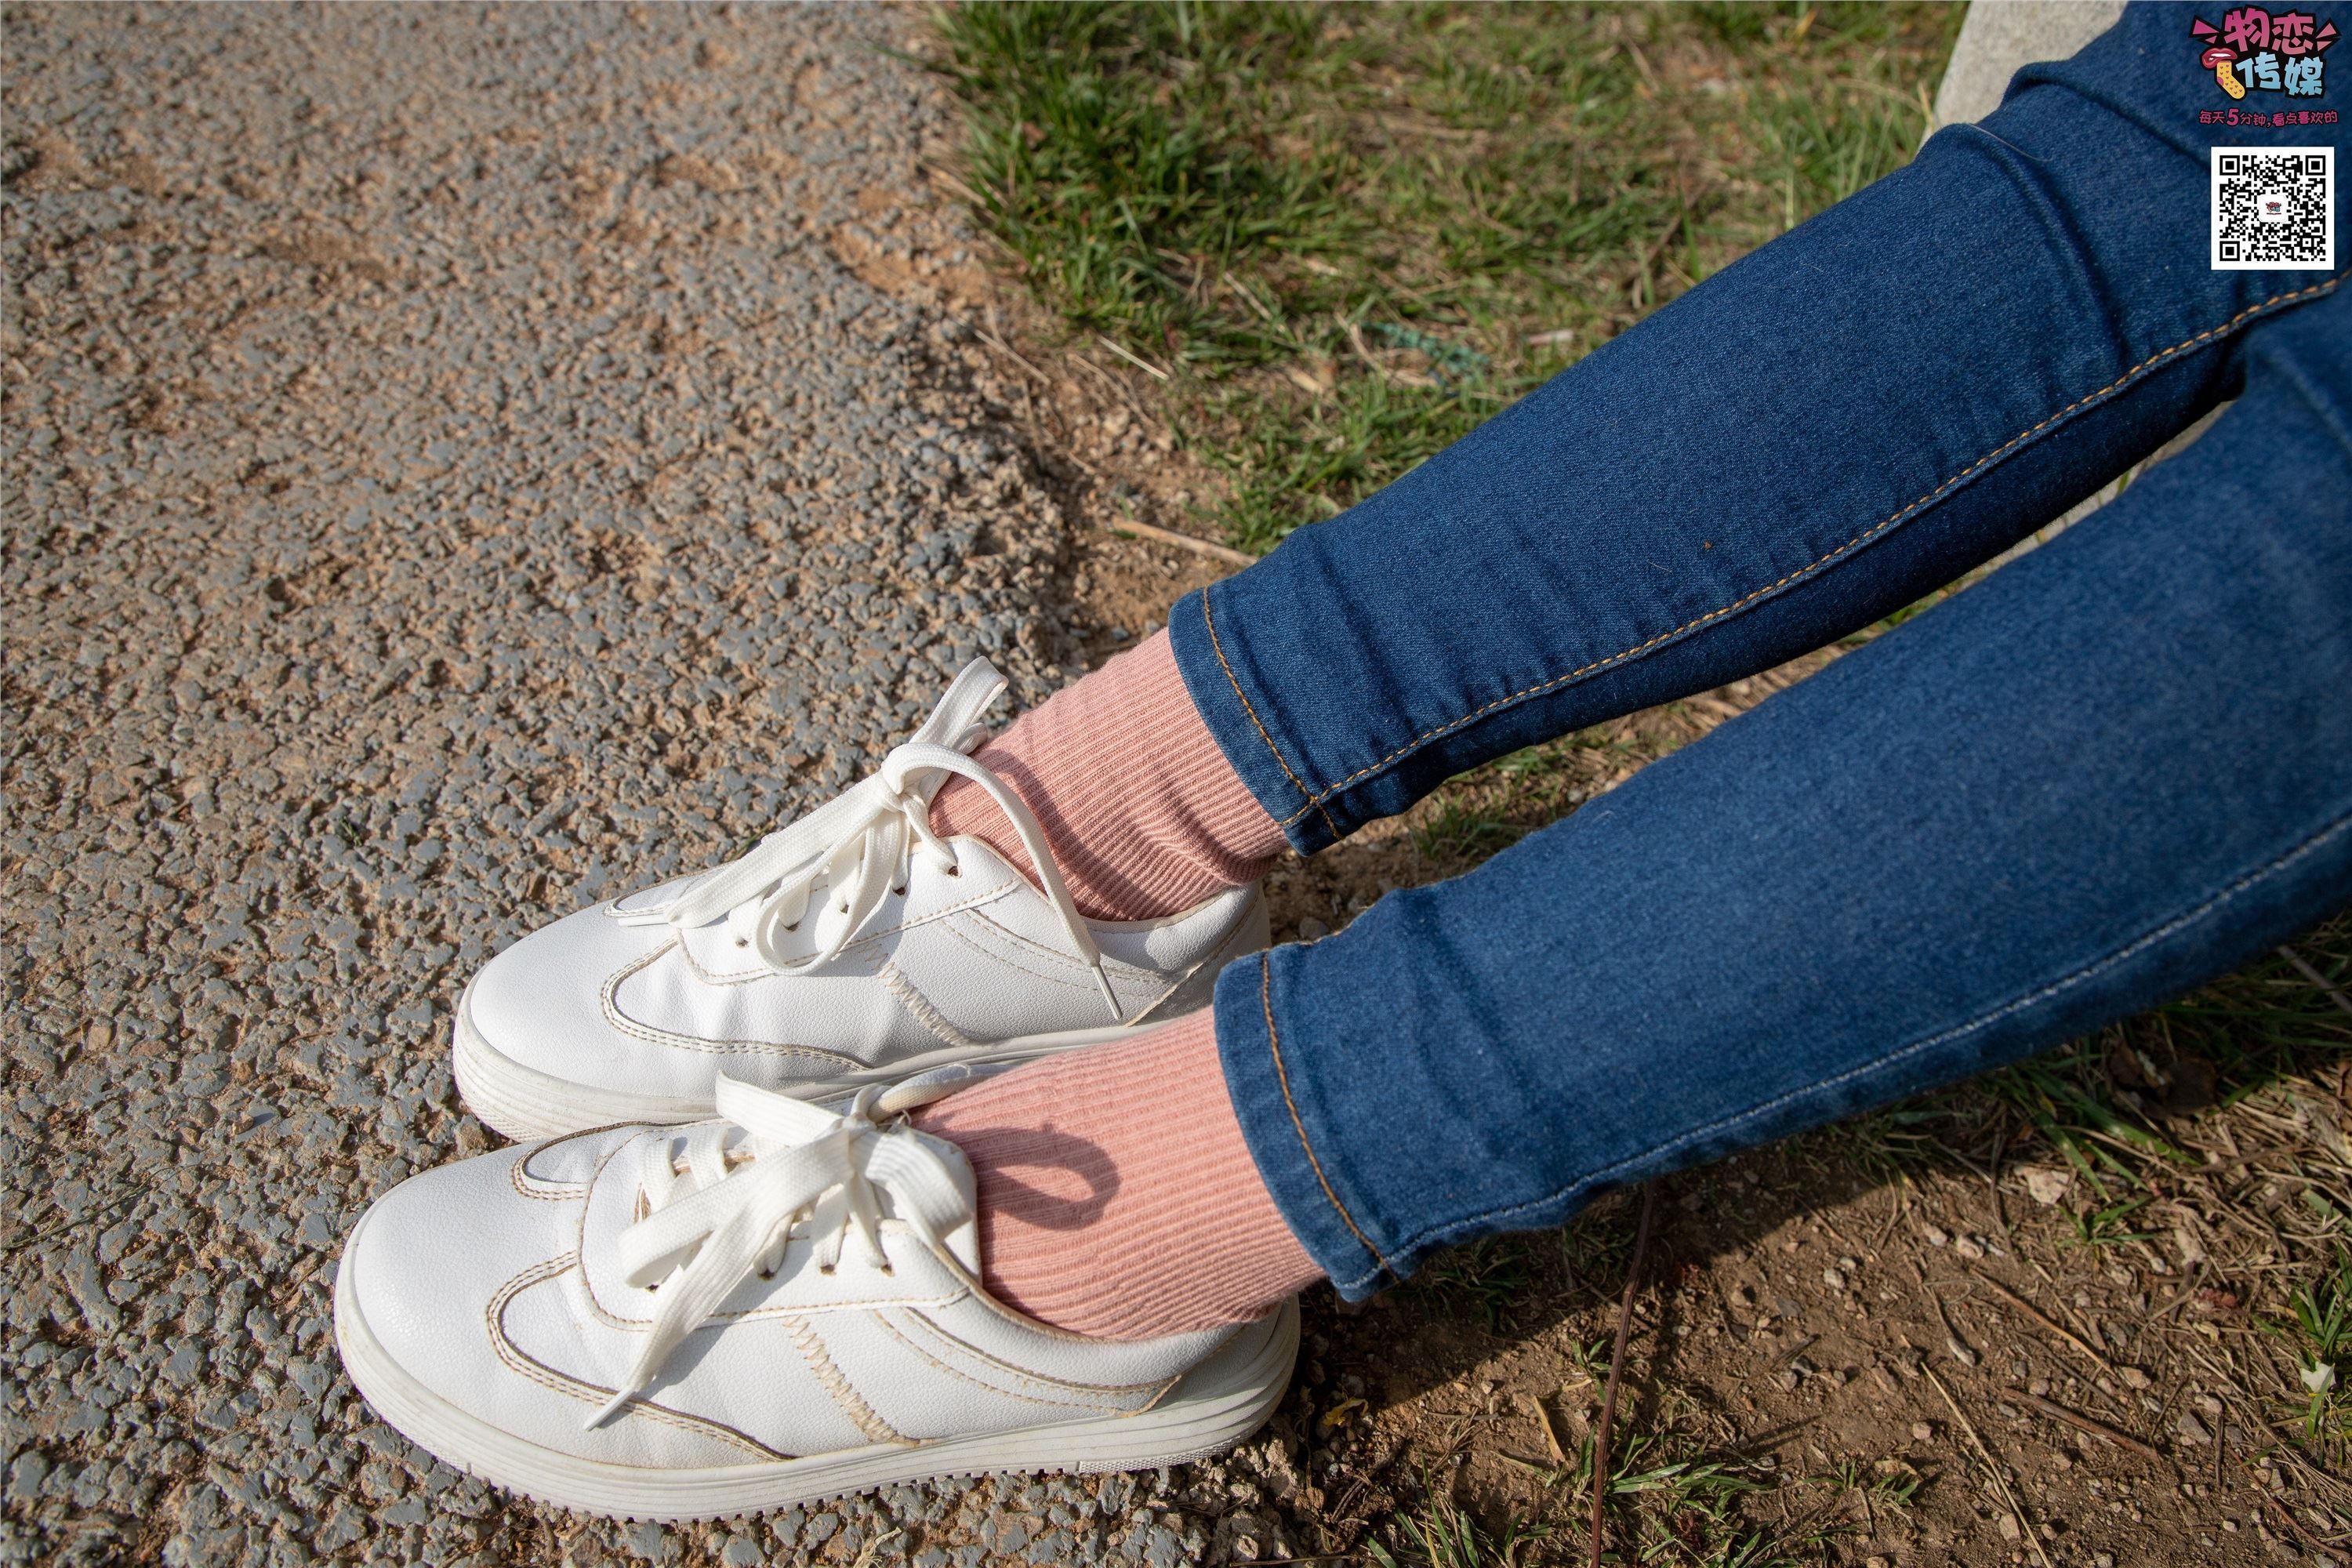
[1125,895,1271,1027]
[600,942,869,1065]
[672,880,1020,985]
[786,1316,908,1444]
[875,958,978,1052]
[1110,1319,1257,1421]
[481,1250,789,1460]
[1147,893,1273,1012]
[935,916,1097,993]
[1269,270,2349,828]
[581,1269,950,1332]
[601,885,684,920]
[1345,802,2352,1292]
[1200,591,1343,841]
[1259,954,1392,1280]
[891,1306,1177,1398]
[953,909,1157,987]
[970,908,1161,980]
[867,1314,1095,1410]
[1122,960,1209,1028]
[934,916,1185,1033]
[508,1133,607,1202]
[875,1309,1173,1410]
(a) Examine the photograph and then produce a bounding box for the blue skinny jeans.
[1170,3,2351,1298]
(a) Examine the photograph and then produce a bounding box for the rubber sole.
[332,1232,1299,1523]
[451,978,1160,1142]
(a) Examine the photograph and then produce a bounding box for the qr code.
[2212,147,2334,270]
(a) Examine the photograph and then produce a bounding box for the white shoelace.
[590,1069,985,1428]
[619,659,1122,1019]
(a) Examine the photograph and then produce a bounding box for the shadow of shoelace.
[946,1123,1123,1235]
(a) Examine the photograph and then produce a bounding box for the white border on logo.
[2211,145,2336,270]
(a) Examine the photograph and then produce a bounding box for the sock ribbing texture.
[930,630,1288,921]
[913,1009,1323,1340]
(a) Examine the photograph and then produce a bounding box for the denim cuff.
[1210,950,1393,1300]
[1169,584,1351,857]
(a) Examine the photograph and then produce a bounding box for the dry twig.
[2279,944,2352,1020]
[2262,1494,2350,1566]
[1094,333,1171,381]
[1926,1367,2056,1568]
[1103,518,1258,568]
[2014,1389,2171,1465]
[1535,1397,1573,1468]
[971,322,1048,383]
[1970,1269,2114,1372]
[1589,1181,1661,1568]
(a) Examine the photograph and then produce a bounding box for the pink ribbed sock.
[914,1009,1323,1338]
[930,630,1289,920]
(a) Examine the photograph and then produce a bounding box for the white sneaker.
[453,660,1269,1140]
[333,1070,1300,1522]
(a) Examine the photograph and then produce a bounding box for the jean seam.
[1200,591,1344,841]
[1258,953,1392,1281]
[1323,799,2352,1294]
[1275,270,2349,832]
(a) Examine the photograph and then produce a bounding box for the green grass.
[1410,798,1525,869]
[2274,1245,2350,1458]
[1974,931,2352,1187]
[1367,1483,1551,1568]
[1403,1233,1535,1330]
[1506,1423,1841,1568]
[926,1,1963,551]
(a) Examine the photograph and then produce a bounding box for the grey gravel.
[0,5,1303,1565]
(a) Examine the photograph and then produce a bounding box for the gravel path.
[2,7,1290,1564]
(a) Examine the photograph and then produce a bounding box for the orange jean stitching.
[1201,592,1343,842]
[1260,953,1392,1278]
[1270,270,2348,829]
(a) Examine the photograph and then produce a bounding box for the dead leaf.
[2018,1166,2074,1207]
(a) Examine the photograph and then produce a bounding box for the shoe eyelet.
[891,884,906,898]
[837,903,849,915]
[877,1261,895,1276]
[818,1263,836,1276]
[784,921,800,932]
[733,937,748,949]
[945,864,961,878]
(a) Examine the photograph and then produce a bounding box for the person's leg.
[939,5,2343,915]
[929,279,2352,1329]
[1223,282,2352,1297]
[931,630,1288,921]
[1172,5,2343,851]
